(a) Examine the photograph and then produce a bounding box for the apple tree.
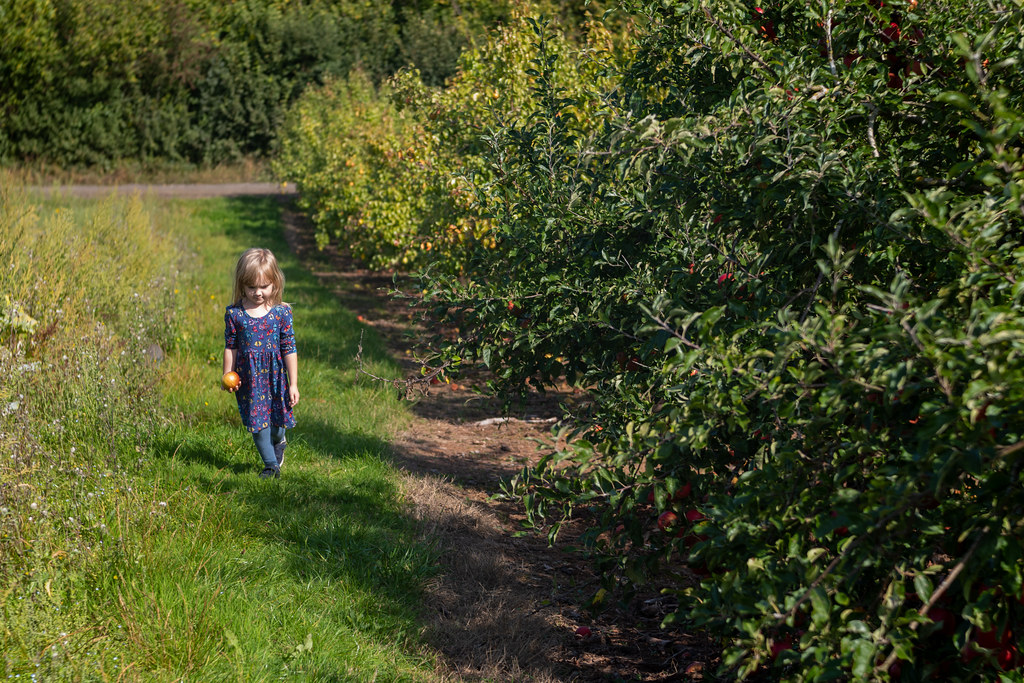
[273,5,623,270]
[414,0,1024,679]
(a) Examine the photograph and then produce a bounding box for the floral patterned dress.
[224,303,296,433]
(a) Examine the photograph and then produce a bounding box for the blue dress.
[224,303,297,433]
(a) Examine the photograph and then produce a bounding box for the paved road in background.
[29,182,298,199]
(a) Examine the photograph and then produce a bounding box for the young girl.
[222,247,299,478]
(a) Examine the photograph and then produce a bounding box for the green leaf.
[913,574,934,604]
[851,640,876,678]
[807,547,828,563]
[937,91,973,111]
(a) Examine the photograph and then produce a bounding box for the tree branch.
[702,7,778,80]
[825,4,838,80]
[354,330,456,400]
[866,102,881,158]
[875,528,988,676]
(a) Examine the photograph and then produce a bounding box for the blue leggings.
[252,426,286,468]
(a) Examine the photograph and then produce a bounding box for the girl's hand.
[289,385,300,407]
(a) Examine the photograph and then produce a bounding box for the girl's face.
[244,280,274,306]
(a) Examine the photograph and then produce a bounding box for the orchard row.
[275,0,1024,679]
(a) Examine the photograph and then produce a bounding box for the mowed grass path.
[4,194,438,681]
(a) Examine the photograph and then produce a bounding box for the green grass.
[1,188,437,681]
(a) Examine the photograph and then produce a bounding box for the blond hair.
[232,248,285,307]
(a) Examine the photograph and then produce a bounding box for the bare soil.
[279,200,718,682]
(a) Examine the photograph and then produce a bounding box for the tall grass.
[6,158,272,187]
[1,179,437,680]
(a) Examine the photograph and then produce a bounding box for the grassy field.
[1,182,439,681]
[4,159,272,187]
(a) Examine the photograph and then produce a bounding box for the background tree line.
[0,0,556,168]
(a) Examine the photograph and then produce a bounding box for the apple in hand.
[222,371,241,391]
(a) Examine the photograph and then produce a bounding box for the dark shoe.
[274,440,287,467]
[259,466,280,479]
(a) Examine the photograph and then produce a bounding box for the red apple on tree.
[963,627,1020,670]
[904,59,924,76]
[658,511,678,531]
[881,21,901,43]
[829,510,849,537]
[927,606,957,636]
[770,635,793,660]
[683,532,709,547]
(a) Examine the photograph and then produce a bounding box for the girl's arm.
[285,352,299,407]
[279,306,299,407]
[223,307,239,391]
[222,348,238,392]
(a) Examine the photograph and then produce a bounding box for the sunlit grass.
[1,180,434,680]
[5,157,272,186]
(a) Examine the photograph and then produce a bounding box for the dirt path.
[50,184,712,681]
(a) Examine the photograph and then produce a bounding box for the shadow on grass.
[165,434,251,476]
[151,418,437,672]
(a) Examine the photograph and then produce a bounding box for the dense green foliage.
[0,185,437,678]
[274,5,626,269]
[0,0,523,168]
[277,0,1024,678]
